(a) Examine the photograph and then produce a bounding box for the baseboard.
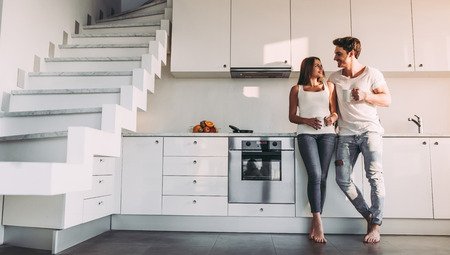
[111,215,450,236]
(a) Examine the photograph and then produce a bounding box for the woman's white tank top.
[296,83,336,134]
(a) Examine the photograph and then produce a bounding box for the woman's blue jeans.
[297,133,336,214]
[335,132,385,225]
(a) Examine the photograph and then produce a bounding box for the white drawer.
[93,157,115,175]
[164,137,227,156]
[84,175,114,199]
[163,176,227,196]
[163,156,228,176]
[82,195,113,223]
[228,204,295,217]
[162,196,228,216]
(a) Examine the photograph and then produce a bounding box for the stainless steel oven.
[228,137,295,204]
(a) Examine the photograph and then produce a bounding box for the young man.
[328,37,391,243]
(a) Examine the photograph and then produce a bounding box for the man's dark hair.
[333,37,362,59]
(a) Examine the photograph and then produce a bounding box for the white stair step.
[8,88,121,112]
[0,131,68,162]
[59,44,149,58]
[70,33,155,44]
[0,108,103,137]
[44,57,141,72]
[81,22,160,34]
[27,72,133,89]
[95,11,165,25]
[0,161,92,195]
[113,0,168,18]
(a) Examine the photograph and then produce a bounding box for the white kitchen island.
[113,133,450,236]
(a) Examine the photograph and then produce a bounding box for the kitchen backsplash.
[135,65,450,135]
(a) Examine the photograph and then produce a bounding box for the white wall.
[0,0,120,107]
[136,65,450,135]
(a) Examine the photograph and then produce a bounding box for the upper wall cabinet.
[291,0,351,72]
[412,0,450,71]
[351,0,414,72]
[170,0,231,77]
[352,0,450,72]
[231,0,291,68]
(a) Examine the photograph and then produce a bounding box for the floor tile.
[1,231,449,255]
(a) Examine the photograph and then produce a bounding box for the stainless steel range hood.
[230,67,291,78]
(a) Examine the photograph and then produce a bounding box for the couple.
[289,37,392,243]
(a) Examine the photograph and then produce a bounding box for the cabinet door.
[171,0,231,77]
[121,137,163,214]
[430,138,450,219]
[365,138,433,218]
[231,0,291,67]
[163,156,228,176]
[163,176,228,196]
[164,137,228,156]
[291,0,351,72]
[412,0,450,71]
[351,0,414,72]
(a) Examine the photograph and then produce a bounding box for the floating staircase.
[0,0,171,196]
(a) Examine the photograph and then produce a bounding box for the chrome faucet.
[408,115,423,134]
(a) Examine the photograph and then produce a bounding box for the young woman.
[289,57,338,243]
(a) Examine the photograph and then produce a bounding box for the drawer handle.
[155,140,159,144]
[193,180,197,184]
[423,141,427,145]
[259,208,264,212]
[99,159,104,163]
[98,201,104,206]
[193,141,197,145]
[408,64,412,67]
[193,200,197,204]
[98,179,104,184]
[193,160,197,164]
[434,142,439,145]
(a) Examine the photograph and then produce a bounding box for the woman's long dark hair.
[296,56,324,85]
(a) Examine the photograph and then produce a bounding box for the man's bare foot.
[364,223,381,243]
[311,213,327,243]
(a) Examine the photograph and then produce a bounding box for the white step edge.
[0,161,92,195]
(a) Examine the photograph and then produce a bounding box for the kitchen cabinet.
[162,137,228,216]
[430,138,450,219]
[3,157,116,229]
[351,0,414,72]
[121,137,163,215]
[229,204,295,217]
[352,0,450,72]
[295,149,364,218]
[363,138,433,218]
[231,0,291,68]
[170,0,231,77]
[291,0,351,72]
[411,0,450,71]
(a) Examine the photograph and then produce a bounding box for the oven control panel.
[242,140,281,151]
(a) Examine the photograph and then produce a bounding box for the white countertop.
[122,132,450,138]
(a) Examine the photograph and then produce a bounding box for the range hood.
[230,66,291,78]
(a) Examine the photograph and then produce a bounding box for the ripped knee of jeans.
[335,160,344,166]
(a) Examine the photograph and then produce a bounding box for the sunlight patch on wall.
[243,86,260,98]
[263,39,291,65]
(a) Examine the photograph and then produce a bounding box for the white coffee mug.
[343,89,351,102]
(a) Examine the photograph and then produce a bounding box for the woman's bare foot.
[311,213,327,243]
[309,221,315,240]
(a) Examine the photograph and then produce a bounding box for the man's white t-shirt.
[328,66,386,135]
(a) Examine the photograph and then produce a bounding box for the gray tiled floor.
[0,231,449,255]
